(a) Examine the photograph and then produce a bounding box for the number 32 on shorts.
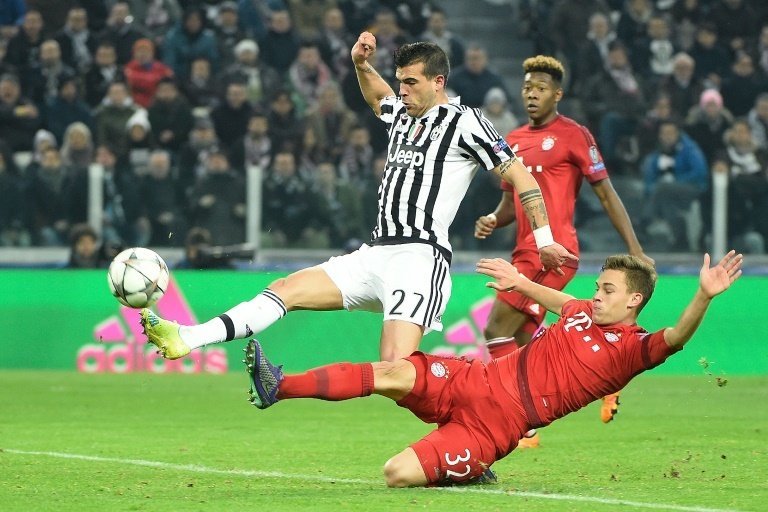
[444,448,472,479]
[388,289,425,317]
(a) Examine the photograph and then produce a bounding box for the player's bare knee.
[380,347,401,362]
[266,277,298,308]
[267,277,289,294]
[383,457,413,488]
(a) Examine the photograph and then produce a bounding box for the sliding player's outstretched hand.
[538,242,578,276]
[351,31,377,65]
[476,258,528,292]
[700,250,743,299]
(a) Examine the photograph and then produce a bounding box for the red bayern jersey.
[493,299,679,428]
[501,115,609,258]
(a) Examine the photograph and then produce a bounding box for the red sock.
[277,362,374,401]
[486,337,519,359]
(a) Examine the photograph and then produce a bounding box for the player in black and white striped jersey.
[140,32,577,366]
[374,95,511,259]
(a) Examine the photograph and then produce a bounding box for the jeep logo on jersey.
[388,144,426,168]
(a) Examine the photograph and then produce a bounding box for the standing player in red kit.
[244,250,742,487]
[475,56,653,438]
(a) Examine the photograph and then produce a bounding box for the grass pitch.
[1,371,766,511]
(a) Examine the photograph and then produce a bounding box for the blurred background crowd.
[0,0,767,268]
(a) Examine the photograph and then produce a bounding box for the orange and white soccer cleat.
[601,392,621,423]
[517,429,540,449]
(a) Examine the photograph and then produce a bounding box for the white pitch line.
[2,449,746,512]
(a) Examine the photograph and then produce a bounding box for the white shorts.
[320,243,452,332]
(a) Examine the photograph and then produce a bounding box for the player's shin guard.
[485,337,519,359]
[277,363,375,401]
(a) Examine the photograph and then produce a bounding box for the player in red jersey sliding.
[475,56,653,439]
[245,250,742,487]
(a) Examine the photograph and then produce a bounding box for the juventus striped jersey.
[371,96,517,261]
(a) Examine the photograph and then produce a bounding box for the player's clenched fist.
[351,31,377,65]
[474,213,497,239]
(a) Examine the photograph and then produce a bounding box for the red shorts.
[497,252,578,335]
[397,353,528,485]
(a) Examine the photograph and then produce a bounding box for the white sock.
[181,289,287,349]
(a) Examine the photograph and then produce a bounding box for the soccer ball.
[107,247,170,308]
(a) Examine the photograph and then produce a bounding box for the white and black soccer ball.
[107,247,170,308]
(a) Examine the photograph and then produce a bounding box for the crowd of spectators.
[1,0,767,263]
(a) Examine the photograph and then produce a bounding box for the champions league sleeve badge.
[588,145,606,172]
[589,145,600,163]
[492,138,509,154]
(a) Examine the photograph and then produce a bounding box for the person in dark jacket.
[0,142,29,246]
[84,41,123,107]
[44,74,93,143]
[259,9,299,75]
[189,150,246,246]
[162,6,219,81]
[25,146,86,245]
[449,45,509,108]
[141,149,187,246]
[148,77,194,153]
[210,81,253,151]
[0,72,41,152]
[5,10,44,76]
[54,6,97,74]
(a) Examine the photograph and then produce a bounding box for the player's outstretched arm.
[475,191,516,239]
[592,179,654,266]
[492,158,578,274]
[476,258,574,316]
[351,31,395,117]
[663,251,743,350]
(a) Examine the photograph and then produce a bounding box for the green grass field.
[1,371,766,511]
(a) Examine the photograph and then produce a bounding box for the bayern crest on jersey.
[541,136,556,151]
[430,361,448,378]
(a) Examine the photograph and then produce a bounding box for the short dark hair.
[698,21,718,35]
[0,73,20,85]
[522,55,565,84]
[393,41,450,81]
[601,255,657,313]
[69,223,97,245]
[299,39,319,50]
[186,226,211,246]
[608,40,628,54]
